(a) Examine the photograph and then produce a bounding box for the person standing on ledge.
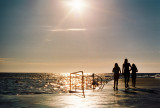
[122,59,131,88]
[131,63,138,87]
[112,63,121,90]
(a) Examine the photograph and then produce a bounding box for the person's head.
[132,63,136,67]
[124,58,128,63]
[114,63,119,68]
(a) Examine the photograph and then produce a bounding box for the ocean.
[0,72,158,95]
[0,72,111,95]
[0,72,160,108]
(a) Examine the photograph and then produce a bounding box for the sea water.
[0,73,160,108]
[0,73,112,95]
[0,73,158,95]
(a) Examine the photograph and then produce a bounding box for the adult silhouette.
[122,59,131,88]
[131,63,138,87]
[112,63,121,90]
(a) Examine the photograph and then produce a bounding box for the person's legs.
[132,75,136,87]
[132,77,134,87]
[126,75,128,88]
[133,76,136,87]
[114,79,115,89]
[134,77,136,87]
[124,75,127,88]
[114,76,119,90]
[116,79,118,90]
[127,74,130,88]
[114,76,116,89]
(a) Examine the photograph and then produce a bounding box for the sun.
[68,0,86,12]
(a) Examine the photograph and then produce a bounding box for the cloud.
[48,28,87,32]
[0,58,10,62]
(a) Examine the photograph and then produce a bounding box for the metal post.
[82,71,85,98]
[101,78,102,85]
[75,74,77,91]
[70,73,71,91]
[86,76,87,89]
[92,73,95,89]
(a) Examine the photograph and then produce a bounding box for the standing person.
[112,63,121,90]
[122,59,131,88]
[131,64,138,87]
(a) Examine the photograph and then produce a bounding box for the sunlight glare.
[68,0,86,12]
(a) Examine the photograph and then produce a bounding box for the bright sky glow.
[48,28,87,32]
[68,0,86,12]
[0,0,160,73]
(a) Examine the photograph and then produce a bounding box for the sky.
[0,0,160,73]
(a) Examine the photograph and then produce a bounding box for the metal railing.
[69,71,85,98]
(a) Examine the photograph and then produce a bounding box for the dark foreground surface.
[0,78,160,108]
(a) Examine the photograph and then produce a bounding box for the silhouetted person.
[122,59,131,88]
[131,63,138,87]
[112,63,121,90]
